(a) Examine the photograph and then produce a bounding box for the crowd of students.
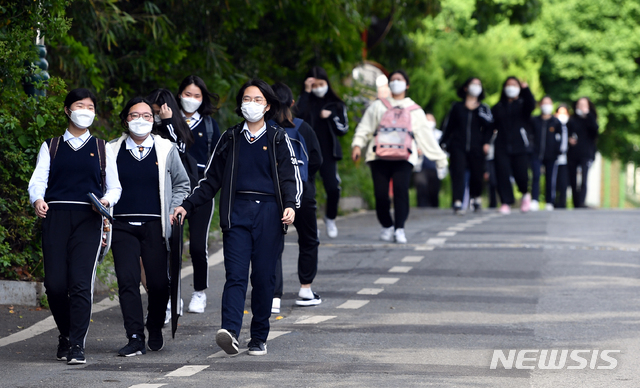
[27,68,598,363]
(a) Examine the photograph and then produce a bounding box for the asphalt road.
[1,208,639,387]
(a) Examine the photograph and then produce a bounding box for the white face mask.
[504,85,520,99]
[557,114,569,125]
[180,96,202,113]
[541,104,554,115]
[128,118,153,137]
[68,109,95,129]
[312,85,328,98]
[389,80,407,95]
[467,84,482,97]
[154,114,162,125]
[426,120,436,130]
[575,108,588,117]
[241,102,267,123]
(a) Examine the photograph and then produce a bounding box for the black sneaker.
[56,335,70,361]
[215,329,239,355]
[67,344,86,365]
[147,329,164,352]
[247,339,267,356]
[295,292,322,306]
[118,334,146,357]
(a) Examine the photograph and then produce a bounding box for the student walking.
[530,96,563,210]
[172,79,302,356]
[489,77,536,214]
[109,97,190,357]
[270,82,324,313]
[296,66,348,238]
[440,77,493,214]
[567,97,599,208]
[351,70,448,243]
[28,88,122,364]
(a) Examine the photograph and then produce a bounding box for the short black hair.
[235,79,280,122]
[119,96,153,131]
[388,69,411,86]
[64,88,97,113]
[456,77,485,100]
[176,75,219,116]
[271,82,295,128]
[147,88,194,149]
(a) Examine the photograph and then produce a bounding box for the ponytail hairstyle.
[271,82,296,128]
[146,88,194,149]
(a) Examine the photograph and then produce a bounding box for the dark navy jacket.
[531,115,563,162]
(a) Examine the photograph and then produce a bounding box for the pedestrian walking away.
[351,70,448,244]
[567,97,599,208]
[109,97,190,357]
[296,66,348,239]
[172,79,302,356]
[440,77,493,214]
[27,88,122,365]
[270,82,324,313]
[530,96,563,210]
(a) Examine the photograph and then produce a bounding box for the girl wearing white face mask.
[296,66,348,239]
[567,97,599,208]
[530,96,564,211]
[489,76,536,214]
[28,88,122,364]
[172,79,302,356]
[109,97,190,357]
[440,77,494,214]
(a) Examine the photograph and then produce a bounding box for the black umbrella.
[170,214,183,339]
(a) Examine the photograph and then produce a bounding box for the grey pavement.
[1,208,639,387]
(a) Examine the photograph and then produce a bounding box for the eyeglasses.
[128,112,153,121]
[242,96,266,104]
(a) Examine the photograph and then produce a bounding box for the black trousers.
[494,151,529,205]
[568,157,590,208]
[186,198,214,291]
[274,197,320,298]
[112,220,169,338]
[318,157,341,220]
[42,209,102,347]
[449,147,485,204]
[486,160,498,208]
[370,160,413,229]
[414,169,440,208]
[555,164,569,208]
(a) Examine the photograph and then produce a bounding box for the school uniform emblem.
[198,132,203,137]
[263,146,267,151]
[549,127,555,132]
[90,153,95,157]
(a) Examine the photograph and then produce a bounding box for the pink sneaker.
[499,204,511,214]
[521,193,531,213]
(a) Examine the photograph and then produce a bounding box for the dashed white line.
[129,385,166,388]
[388,266,412,273]
[166,365,209,377]
[357,288,384,295]
[337,300,370,309]
[448,226,466,231]
[294,316,337,324]
[415,245,435,251]
[374,277,399,284]
[426,238,446,245]
[401,256,424,263]
[437,231,456,237]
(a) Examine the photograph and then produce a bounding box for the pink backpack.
[373,98,421,160]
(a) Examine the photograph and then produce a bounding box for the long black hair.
[303,66,344,103]
[147,88,194,149]
[119,96,153,132]
[176,75,219,116]
[271,82,296,128]
[572,97,598,119]
[235,79,280,122]
[499,76,523,103]
[457,77,485,100]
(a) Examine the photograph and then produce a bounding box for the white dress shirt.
[241,121,267,143]
[28,129,122,207]
[181,110,203,129]
[125,134,155,160]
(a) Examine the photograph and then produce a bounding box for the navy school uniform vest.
[45,136,103,211]
[235,131,275,195]
[113,141,161,222]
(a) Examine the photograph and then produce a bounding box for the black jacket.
[567,113,599,161]
[491,87,536,155]
[296,91,349,160]
[440,101,494,155]
[182,122,302,233]
[296,120,323,201]
[531,115,563,161]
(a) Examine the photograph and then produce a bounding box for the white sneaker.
[271,298,281,314]
[545,203,554,211]
[187,291,206,313]
[380,226,394,242]
[325,218,338,238]
[530,200,539,211]
[394,228,407,244]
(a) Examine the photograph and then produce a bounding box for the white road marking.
[165,365,209,377]
[337,300,370,309]
[426,237,446,245]
[401,256,424,263]
[388,266,412,273]
[129,385,166,388]
[448,226,466,231]
[437,231,456,237]
[374,277,399,284]
[414,245,435,251]
[357,288,384,295]
[295,316,337,324]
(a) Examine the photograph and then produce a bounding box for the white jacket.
[351,96,448,168]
